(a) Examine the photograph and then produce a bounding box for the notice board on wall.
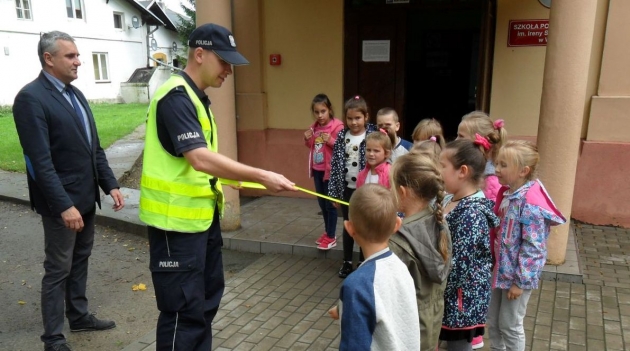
[508,20,549,47]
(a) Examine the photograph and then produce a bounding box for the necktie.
[66,85,92,144]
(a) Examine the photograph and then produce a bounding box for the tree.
[175,0,195,66]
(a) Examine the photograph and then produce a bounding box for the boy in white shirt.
[329,184,420,351]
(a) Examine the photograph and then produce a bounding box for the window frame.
[113,12,124,30]
[16,0,33,20]
[66,0,84,20]
[92,53,111,83]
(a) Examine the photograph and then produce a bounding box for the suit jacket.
[12,72,119,217]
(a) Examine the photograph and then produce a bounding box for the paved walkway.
[4,123,630,350]
[122,222,630,351]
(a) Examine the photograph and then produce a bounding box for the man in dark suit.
[12,31,125,351]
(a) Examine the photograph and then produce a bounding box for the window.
[92,53,109,82]
[113,12,123,29]
[16,0,32,20]
[66,0,83,19]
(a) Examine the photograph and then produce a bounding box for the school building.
[197,0,629,264]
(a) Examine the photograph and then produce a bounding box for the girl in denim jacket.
[328,95,379,278]
[488,140,566,351]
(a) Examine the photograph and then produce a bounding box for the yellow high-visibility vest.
[139,74,224,233]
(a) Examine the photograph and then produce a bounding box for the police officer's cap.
[188,23,249,66]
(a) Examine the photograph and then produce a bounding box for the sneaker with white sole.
[315,232,328,245]
[472,336,484,349]
[317,236,336,250]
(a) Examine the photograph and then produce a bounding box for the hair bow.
[379,128,388,135]
[429,136,437,142]
[493,119,505,130]
[354,95,360,100]
[474,133,491,150]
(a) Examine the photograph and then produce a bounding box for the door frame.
[343,0,497,129]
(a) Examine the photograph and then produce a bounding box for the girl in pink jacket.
[457,111,508,203]
[304,94,345,250]
[356,128,396,190]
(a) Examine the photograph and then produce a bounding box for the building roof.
[139,0,185,32]
[119,0,165,26]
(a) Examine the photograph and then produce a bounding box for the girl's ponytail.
[433,168,449,262]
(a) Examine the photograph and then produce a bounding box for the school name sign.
[508,20,549,47]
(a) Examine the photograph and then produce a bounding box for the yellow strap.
[220,179,350,206]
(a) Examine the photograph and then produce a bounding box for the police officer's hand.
[61,206,84,232]
[110,188,125,211]
[260,171,296,193]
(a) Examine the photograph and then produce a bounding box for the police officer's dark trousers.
[148,208,224,351]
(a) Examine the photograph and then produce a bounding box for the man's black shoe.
[70,313,116,332]
[44,343,72,351]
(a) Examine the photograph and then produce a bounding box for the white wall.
[0,0,159,105]
[152,26,182,66]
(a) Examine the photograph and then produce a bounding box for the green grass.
[0,103,147,172]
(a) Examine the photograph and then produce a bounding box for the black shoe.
[44,343,72,351]
[70,313,116,332]
[338,261,354,278]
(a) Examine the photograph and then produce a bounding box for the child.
[304,94,345,250]
[410,136,442,164]
[457,111,507,202]
[439,139,500,351]
[329,95,379,278]
[412,118,446,149]
[488,140,565,351]
[355,128,396,189]
[375,107,413,162]
[329,184,420,351]
[389,152,452,351]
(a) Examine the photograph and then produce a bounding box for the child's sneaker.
[338,261,353,278]
[317,236,336,250]
[472,336,484,349]
[315,232,327,245]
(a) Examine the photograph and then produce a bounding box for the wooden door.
[344,12,406,131]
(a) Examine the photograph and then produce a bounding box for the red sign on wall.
[508,20,549,47]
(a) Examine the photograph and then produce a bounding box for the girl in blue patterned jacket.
[438,139,500,351]
[328,95,378,278]
[488,140,565,351]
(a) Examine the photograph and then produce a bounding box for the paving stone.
[244,326,272,344]
[536,311,553,326]
[290,342,311,351]
[569,316,586,331]
[298,329,323,344]
[604,319,622,335]
[251,336,279,351]
[550,333,568,350]
[605,333,625,350]
[282,312,306,326]
[219,332,249,348]
[233,341,256,351]
[552,320,568,336]
[267,323,293,339]
[534,324,551,341]
[568,329,586,346]
[586,324,604,340]
[291,320,316,335]
[274,333,301,349]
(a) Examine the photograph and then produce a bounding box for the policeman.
[139,23,295,351]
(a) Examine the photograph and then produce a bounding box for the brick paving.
[124,221,630,351]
